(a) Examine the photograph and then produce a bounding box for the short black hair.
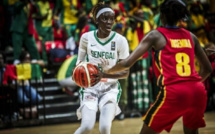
[160,0,189,25]
[19,50,29,62]
[90,1,112,22]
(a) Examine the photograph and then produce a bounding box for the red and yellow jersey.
[152,27,201,86]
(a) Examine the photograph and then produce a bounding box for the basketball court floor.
[1,111,214,134]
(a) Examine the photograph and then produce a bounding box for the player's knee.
[81,123,95,132]
[99,123,111,134]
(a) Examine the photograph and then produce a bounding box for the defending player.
[74,2,129,134]
[106,0,212,134]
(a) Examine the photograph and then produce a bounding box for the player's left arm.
[101,59,129,79]
[106,30,158,74]
[95,36,130,79]
[91,60,129,85]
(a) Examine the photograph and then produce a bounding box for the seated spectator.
[0,51,18,122]
[57,55,79,97]
[65,35,77,56]
[16,51,43,119]
[16,51,42,106]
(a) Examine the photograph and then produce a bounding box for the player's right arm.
[76,33,88,65]
[191,32,212,81]
[72,33,88,81]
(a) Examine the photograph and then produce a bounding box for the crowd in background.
[0,0,215,121]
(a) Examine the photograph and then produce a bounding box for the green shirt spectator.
[10,1,41,64]
[54,0,79,38]
[33,0,54,64]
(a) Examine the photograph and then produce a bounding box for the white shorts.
[76,82,122,120]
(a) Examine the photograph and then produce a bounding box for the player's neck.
[163,23,179,29]
[164,25,179,29]
[97,29,111,38]
[97,31,113,39]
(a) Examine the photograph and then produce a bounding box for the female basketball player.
[106,0,212,134]
[74,2,129,134]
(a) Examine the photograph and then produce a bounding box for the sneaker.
[116,113,125,120]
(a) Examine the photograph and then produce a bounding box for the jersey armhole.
[153,29,166,51]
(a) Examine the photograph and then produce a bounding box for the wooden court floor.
[0,111,214,134]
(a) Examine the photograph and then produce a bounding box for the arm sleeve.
[76,33,88,65]
[118,36,130,59]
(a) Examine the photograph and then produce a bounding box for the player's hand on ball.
[73,62,101,88]
[91,65,103,86]
[99,58,112,72]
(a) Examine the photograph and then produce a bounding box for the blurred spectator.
[0,52,6,84]
[150,0,164,10]
[204,43,215,111]
[113,22,128,120]
[107,0,128,17]
[187,2,209,46]
[0,51,18,123]
[0,3,5,51]
[126,10,152,53]
[65,35,76,56]
[54,0,81,38]
[140,0,155,26]
[53,22,65,41]
[209,0,215,13]
[187,2,209,73]
[153,12,161,28]
[57,55,79,96]
[125,9,153,113]
[33,0,54,64]
[206,43,215,56]
[75,15,96,47]
[65,15,96,56]
[16,51,42,106]
[205,13,215,44]
[82,0,97,14]
[74,15,89,47]
[0,1,14,51]
[79,16,96,40]
[10,1,42,65]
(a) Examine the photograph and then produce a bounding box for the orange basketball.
[72,62,99,88]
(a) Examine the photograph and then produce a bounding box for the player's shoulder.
[81,30,95,38]
[113,32,127,41]
[148,29,164,40]
[114,32,123,38]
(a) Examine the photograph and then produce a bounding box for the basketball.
[72,62,99,88]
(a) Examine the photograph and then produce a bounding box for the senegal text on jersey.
[91,50,115,59]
